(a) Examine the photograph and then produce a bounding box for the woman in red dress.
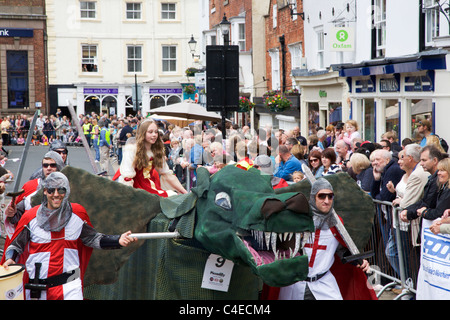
[115,119,187,197]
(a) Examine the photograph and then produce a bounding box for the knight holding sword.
[276,177,376,300]
[2,172,137,300]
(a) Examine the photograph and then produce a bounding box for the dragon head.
[193,165,314,287]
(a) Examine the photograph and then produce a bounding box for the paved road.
[2,144,119,194]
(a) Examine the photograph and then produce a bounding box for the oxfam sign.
[330,27,354,52]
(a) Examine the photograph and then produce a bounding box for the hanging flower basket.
[238,96,255,112]
[183,84,196,94]
[185,67,199,77]
[284,88,299,95]
[264,94,292,112]
[263,90,281,97]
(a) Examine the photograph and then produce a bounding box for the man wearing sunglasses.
[2,172,136,300]
[29,140,68,180]
[280,178,373,300]
[3,151,65,243]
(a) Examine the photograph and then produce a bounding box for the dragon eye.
[215,192,232,210]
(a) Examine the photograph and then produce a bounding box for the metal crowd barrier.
[365,199,420,300]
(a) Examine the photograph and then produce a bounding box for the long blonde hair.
[133,119,165,170]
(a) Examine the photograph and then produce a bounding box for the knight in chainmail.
[2,172,136,300]
[279,178,371,300]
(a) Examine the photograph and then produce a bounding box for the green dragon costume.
[31,165,374,300]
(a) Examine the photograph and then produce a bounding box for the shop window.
[328,103,342,125]
[7,51,28,109]
[167,95,181,105]
[411,99,432,141]
[308,102,320,135]
[385,99,399,138]
[363,99,375,142]
[102,96,117,116]
[84,95,100,115]
[150,95,165,109]
[82,45,98,72]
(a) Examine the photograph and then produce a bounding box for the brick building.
[265,0,304,93]
[0,0,47,117]
[254,0,305,130]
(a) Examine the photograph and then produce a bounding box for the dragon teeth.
[271,233,278,258]
[250,231,306,260]
[265,232,271,250]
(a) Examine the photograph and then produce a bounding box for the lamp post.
[219,13,231,139]
[219,13,231,46]
[188,34,201,60]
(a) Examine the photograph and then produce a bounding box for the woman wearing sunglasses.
[308,150,324,178]
[279,178,374,300]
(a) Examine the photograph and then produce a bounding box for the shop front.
[292,69,350,136]
[67,84,184,118]
[336,50,449,143]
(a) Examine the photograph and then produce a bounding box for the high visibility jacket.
[98,127,111,146]
[82,123,91,135]
[91,125,99,139]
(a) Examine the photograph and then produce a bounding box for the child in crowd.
[291,171,305,183]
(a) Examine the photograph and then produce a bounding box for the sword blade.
[67,102,98,174]
[301,164,360,255]
[12,111,39,193]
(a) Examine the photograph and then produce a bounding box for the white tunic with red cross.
[279,228,342,300]
[24,211,87,300]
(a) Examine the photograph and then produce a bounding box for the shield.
[149,101,223,122]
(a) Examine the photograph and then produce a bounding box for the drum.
[0,264,25,300]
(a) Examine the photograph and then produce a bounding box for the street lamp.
[219,13,231,45]
[288,0,305,20]
[188,34,201,60]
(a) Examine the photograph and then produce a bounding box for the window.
[161,3,176,20]
[7,51,28,109]
[317,30,324,69]
[273,4,277,28]
[269,49,280,90]
[82,45,98,72]
[80,1,96,19]
[423,0,440,45]
[237,23,246,51]
[126,2,142,20]
[374,0,386,57]
[127,45,142,72]
[162,45,177,72]
[289,43,302,69]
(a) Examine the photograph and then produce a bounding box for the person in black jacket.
[370,149,405,202]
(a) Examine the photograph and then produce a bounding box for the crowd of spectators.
[1,109,449,299]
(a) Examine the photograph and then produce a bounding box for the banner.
[416,219,450,299]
